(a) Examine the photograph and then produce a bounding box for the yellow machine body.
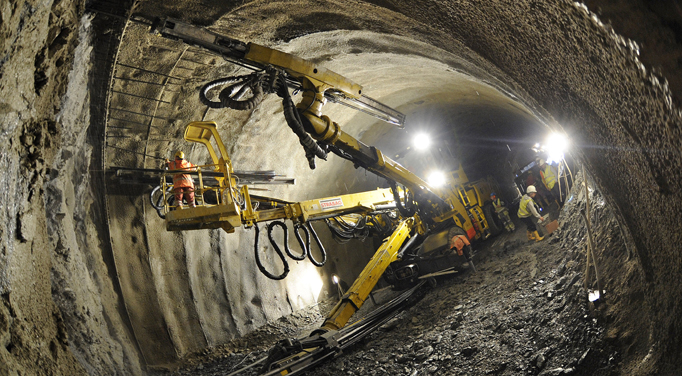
[154,25,503,332]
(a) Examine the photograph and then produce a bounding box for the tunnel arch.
[2,0,681,375]
[104,0,682,372]
[97,1,682,372]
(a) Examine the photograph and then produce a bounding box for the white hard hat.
[526,185,537,194]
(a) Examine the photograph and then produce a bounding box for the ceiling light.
[413,133,431,151]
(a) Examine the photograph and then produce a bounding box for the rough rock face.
[1,0,142,374]
[1,0,681,375]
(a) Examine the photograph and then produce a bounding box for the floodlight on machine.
[426,170,446,188]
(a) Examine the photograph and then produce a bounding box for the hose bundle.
[275,74,327,169]
[199,73,266,110]
[325,215,369,243]
[253,220,327,280]
[390,182,417,217]
[199,67,327,169]
[325,212,397,244]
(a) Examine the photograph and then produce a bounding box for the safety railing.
[160,163,238,213]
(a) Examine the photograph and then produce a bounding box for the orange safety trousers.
[168,159,195,206]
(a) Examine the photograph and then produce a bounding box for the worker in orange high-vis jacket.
[166,151,196,209]
[449,229,476,272]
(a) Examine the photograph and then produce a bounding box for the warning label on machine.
[319,197,344,210]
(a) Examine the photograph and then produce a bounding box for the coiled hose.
[199,69,327,170]
[306,222,327,267]
[199,73,265,110]
[253,224,289,280]
[149,185,167,219]
[254,220,327,280]
[269,221,307,261]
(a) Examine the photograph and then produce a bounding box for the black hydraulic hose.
[277,75,327,169]
[306,222,327,267]
[254,225,289,280]
[150,185,168,219]
[390,182,417,217]
[268,221,307,261]
[325,219,353,243]
[289,223,309,261]
[333,216,360,231]
[200,74,264,110]
[150,185,164,210]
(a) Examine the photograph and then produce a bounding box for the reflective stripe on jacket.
[518,194,533,218]
[168,159,195,188]
[449,235,470,255]
[493,198,505,212]
[541,164,557,189]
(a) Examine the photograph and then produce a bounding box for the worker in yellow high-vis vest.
[517,185,545,241]
[490,192,515,232]
[537,158,560,204]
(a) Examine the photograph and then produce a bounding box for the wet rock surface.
[159,173,622,376]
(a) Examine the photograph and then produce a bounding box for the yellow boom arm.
[151,19,489,332]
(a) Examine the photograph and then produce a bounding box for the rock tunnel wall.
[0,0,681,375]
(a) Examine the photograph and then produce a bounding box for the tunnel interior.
[1,0,682,375]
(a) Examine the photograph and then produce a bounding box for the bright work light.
[413,133,431,151]
[544,132,569,164]
[427,170,446,187]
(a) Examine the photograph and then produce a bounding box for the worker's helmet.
[174,151,185,159]
[526,185,537,194]
[490,192,496,198]
[538,158,546,166]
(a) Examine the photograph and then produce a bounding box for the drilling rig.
[144,17,502,374]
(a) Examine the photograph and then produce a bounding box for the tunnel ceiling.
[107,5,548,188]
